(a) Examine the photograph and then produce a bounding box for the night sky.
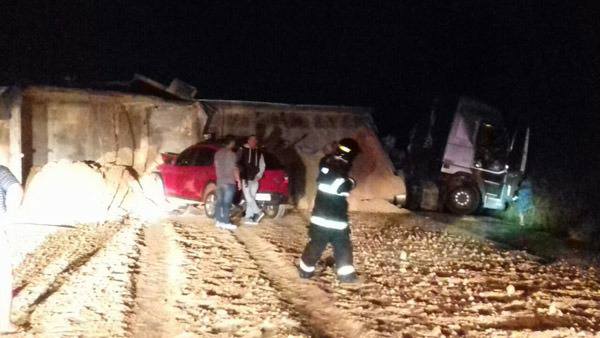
[1,1,599,192]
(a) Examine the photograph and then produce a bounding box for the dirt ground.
[5,210,600,337]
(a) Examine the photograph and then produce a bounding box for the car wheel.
[203,184,217,218]
[446,185,480,215]
[203,191,217,218]
[264,204,285,219]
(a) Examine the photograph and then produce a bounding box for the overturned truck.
[200,99,405,213]
[0,83,404,225]
[405,97,530,215]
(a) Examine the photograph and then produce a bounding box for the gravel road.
[5,211,599,337]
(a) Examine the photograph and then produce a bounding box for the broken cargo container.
[405,97,529,215]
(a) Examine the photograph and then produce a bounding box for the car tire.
[446,185,480,215]
[203,185,217,219]
[264,204,285,219]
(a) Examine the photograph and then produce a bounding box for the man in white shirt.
[237,135,266,225]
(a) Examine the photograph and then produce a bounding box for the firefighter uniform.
[299,138,359,283]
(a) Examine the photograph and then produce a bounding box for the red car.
[156,142,290,218]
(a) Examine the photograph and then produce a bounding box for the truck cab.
[406,97,529,215]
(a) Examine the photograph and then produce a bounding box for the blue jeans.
[215,184,236,223]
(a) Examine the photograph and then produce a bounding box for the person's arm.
[256,154,266,180]
[236,148,247,185]
[232,153,242,190]
[337,177,356,196]
[0,167,21,221]
[5,184,23,215]
[234,166,241,190]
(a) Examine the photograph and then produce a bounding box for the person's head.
[222,135,236,149]
[247,135,258,149]
[335,138,361,163]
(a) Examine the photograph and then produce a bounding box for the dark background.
[1,1,599,224]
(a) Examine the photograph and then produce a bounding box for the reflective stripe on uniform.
[299,259,315,272]
[310,215,348,230]
[317,178,346,196]
[337,265,356,276]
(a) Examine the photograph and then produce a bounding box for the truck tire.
[446,185,480,215]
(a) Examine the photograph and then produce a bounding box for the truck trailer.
[404,97,529,215]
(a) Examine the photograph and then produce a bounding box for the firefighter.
[298,138,360,283]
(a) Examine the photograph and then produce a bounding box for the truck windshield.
[475,123,508,171]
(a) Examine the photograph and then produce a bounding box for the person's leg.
[518,212,524,226]
[214,185,225,224]
[248,180,261,216]
[299,224,329,278]
[0,230,16,333]
[249,180,265,222]
[241,182,253,219]
[331,228,357,282]
[221,184,236,224]
[244,180,261,221]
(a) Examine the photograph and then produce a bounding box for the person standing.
[213,136,241,230]
[516,179,533,226]
[0,165,23,334]
[298,138,360,283]
[237,135,266,225]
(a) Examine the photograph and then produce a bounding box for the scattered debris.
[8,212,600,336]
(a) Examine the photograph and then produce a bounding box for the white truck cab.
[406,97,529,215]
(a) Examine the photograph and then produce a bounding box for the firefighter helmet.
[336,138,360,162]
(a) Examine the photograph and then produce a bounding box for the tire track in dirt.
[131,223,182,337]
[169,216,310,337]
[11,222,143,337]
[233,225,375,338]
[11,223,128,329]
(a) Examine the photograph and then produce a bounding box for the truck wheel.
[446,185,480,215]
[264,204,285,219]
[203,184,217,218]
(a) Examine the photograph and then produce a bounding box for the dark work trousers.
[300,223,353,271]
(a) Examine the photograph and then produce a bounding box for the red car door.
[160,145,218,201]
[175,146,218,200]
[190,147,217,201]
[163,147,201,199]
